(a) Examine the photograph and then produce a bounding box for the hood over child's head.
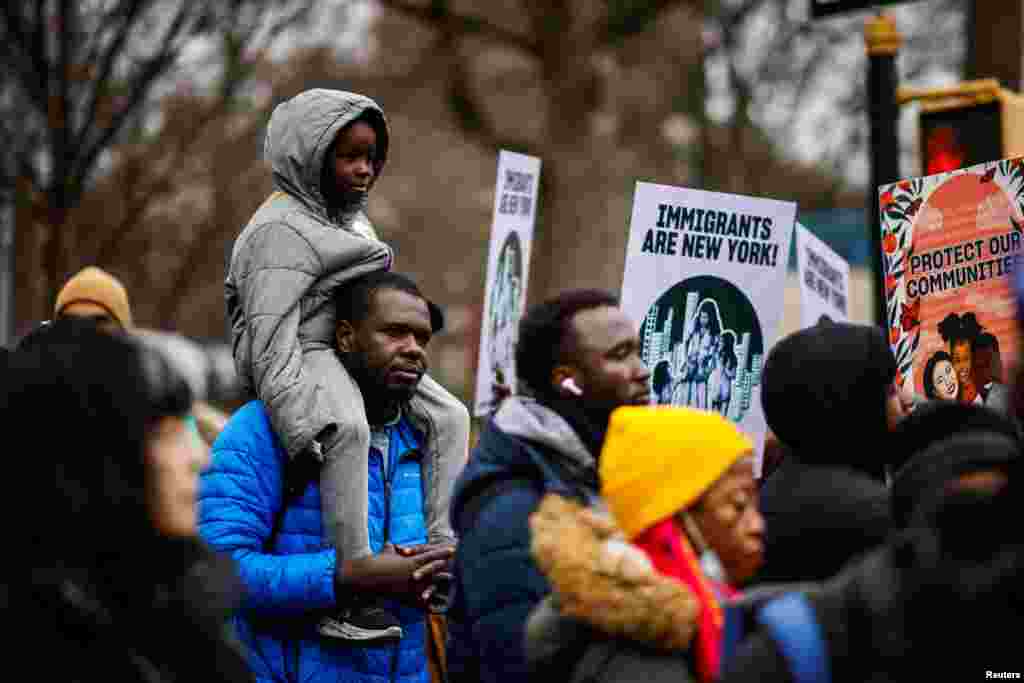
[264,89,390,216]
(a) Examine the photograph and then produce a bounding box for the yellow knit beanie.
[54,266,133,329]
[600,406,754,540]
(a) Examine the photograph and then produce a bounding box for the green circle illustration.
[641,275,764,423]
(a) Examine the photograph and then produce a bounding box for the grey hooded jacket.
[226,89,468,544]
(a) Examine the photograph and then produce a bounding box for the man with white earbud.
[446,289,652,683]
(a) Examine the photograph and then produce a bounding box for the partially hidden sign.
[795,223,851,327]
[621,181,796,473]
[473,150,541,416]
[880,158,1024,414]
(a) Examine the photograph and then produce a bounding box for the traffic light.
[899,79,1024,176]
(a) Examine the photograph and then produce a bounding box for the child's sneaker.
[318,605,403,643]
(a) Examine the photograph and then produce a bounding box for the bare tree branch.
[599,0,699,45]
[56,0,72,199]
[430,6,501,148]
[0,5,50,112]
[33,0,46,86]
[378,0,541,56]
[0,4,28,49]
[94,175,174,266]
[71,3,193,204]
[79,0,149,148]
[157,213,227,326]
[255,2,314,50]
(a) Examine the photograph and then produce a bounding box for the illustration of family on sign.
[921,312,1009,413]
[642,277,765,423]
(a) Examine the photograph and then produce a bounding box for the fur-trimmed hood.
[525,494,699,665]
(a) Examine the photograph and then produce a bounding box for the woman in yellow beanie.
[526,406,762,683]
[602,406,763,681]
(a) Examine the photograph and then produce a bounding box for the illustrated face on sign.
[972,339,1002,387]
[951,340,973,387]
[699,310,709,328]
[973,346,995,387]
[932,359,959,401]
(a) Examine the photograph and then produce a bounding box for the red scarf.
[633,519,736,682]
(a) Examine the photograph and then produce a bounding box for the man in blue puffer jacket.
[199,271,458,683]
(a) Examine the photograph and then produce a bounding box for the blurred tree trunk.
[379,0,700,303]
[524,2,603,300]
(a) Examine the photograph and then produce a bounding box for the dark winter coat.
[446,396,603,683]
[20,538,251,683]
[724,466,1024,683]
[756,459,890,584]
[756,320,894,584]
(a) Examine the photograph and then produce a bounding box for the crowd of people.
[9,87,1024,683]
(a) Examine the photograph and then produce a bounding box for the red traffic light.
[923,125,966,175]
[919,100,1003,177]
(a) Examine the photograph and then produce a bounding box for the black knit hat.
[761,319,896,470]
[892,430,1021,529]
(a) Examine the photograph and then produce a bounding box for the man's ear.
[335,320,356,353]
[551,365,583,397]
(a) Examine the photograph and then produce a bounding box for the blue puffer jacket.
[198,401,430,683]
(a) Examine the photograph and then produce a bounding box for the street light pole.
[0,203,12,347]
[864,13,903,328]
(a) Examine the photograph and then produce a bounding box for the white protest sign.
[795,223,851,327]
[473,150,541,416]
[621,182,796,474]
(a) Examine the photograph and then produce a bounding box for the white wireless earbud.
[561,377,583,396]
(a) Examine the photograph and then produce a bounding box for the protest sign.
[796,223,851,327]
[881,158,1024,412]
[621,182,797,473]
[473,150,541,416]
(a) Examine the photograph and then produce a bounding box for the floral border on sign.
[879,157,1024,390]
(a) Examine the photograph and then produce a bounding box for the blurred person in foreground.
[134,328,232,445]
[755,320,900,584]
[885,399,1021,525]
[890,426,1020,530]
[446,290,651,683]
[226,88,469,641]
[721,432,1024,682]
[8,318,249,682]
[199,272,454,683]
[525,406,763,683]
